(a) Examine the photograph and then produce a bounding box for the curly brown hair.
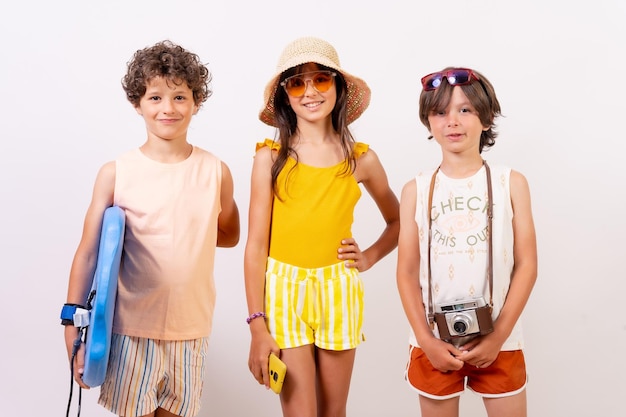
[122,40,212,107]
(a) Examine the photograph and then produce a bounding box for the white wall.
[2,1,624,415]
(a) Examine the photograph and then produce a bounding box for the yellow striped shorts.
[265,257,364,351]
[98,334,208,417]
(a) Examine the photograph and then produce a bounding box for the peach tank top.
[113,146,221,340]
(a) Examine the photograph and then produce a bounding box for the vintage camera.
[434,297,493,344]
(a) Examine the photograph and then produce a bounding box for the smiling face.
[286,63,337,126]
[427,86,489,156]
[135,76,198,142]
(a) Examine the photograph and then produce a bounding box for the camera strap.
[426,160,494,329]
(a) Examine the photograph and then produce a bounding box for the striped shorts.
[98,334,209,417]
[265,257,364,351]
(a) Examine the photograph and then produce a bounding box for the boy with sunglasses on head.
[244,36,400,417]
[396,67,537,417]
[62,40,240,417]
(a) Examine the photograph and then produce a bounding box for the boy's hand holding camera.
[420,326,509,371]
[458,325,509,369]
[419,335,465,372]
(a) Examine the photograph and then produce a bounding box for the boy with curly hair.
[62,40,240,417]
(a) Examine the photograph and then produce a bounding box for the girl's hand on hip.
[338,238,371,272]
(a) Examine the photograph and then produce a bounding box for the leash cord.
[66,331,84,417]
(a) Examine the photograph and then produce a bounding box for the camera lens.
[452,316,471,335]
[453,321,467,334]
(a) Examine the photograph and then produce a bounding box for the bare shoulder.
[254,144,274,161]
[252,145,276,174]
[356,145,380,165]
[98,160,116,177]
[509,169,533,216]
[400,178,417,209]
[398,178,419,250]
[509,169,529,188]
[81,161,116,220]
[220,160,233,178]
[509,169,531,198]
[401,177,417,198]
[219,160,236,195]
[354,146,386,183]
[93,161,116,200]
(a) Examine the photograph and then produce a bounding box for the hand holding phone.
[269,353,286,394]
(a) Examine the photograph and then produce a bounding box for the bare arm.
[216,161,240,248]
[243,147,279,388]
[345,148,400,271]
[460,170,538,367]
[64,161,115,388]
[493,170,537,338]
[396,179,464,371]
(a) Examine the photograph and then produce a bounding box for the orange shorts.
[405,345,527,399]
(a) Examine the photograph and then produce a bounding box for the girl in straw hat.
[244,37,400,416]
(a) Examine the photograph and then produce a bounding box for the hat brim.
[259,57,371,127]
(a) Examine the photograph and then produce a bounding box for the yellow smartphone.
[269,353,287,394]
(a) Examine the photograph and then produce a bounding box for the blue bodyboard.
[82,206,125,388]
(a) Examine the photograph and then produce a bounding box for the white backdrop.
[1,1,625,416]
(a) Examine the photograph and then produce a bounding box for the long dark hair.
[270,63,357,197]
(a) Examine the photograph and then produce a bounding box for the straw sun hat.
[259,36,371,127]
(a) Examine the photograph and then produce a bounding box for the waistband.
[266,257,352,281]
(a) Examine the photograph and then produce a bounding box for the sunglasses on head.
[421,68,478,91]
[280,70,337,98]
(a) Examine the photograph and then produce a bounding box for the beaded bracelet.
[246,311,266,324]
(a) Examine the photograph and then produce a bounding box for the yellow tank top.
[258,139,367,268]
